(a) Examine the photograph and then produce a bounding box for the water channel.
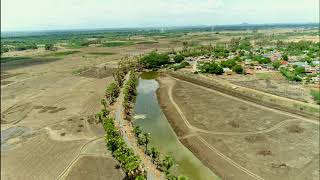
[133,72,219,180]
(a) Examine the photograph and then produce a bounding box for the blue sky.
[1,0,319,31]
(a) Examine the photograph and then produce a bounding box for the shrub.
[232,65,244,74]
[173,54,184,63]
[105,82,120,104]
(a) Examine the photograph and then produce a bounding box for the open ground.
[157,74,319,180]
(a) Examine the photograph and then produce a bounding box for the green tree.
[45,43,55,51]
[139,51,170,69]
[282,54,288,61]
[232,65,244,74]
[174,54,184,63]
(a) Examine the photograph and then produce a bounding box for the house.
[244,59,252,65]
[281,61,289,66]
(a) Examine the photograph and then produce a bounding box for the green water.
[133,72,218,180]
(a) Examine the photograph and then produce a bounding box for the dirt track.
[157,74,320,180]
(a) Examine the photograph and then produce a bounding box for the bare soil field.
[218,72,316,104]
[65,156,125,180]
[157,74,319,180]
[1,42,177,179]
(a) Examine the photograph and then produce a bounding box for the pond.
[133,72,219,180]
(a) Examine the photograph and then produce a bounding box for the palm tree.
[143,133,150,153]
[150,147,160,164]
[133,126,142,138]
[101,99,107,110]
[162,155,174,172]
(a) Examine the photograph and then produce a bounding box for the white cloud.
[1,0,318,31]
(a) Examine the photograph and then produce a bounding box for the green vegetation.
[170,61,190,71]
[272,60,281,69]
[45,43,55,51]
[123,72,139,120]
[311,90,320,105]
[103,117,144,179]
[198,61,224,75]
[139,51,170,69]
[42,50,80,57]
[173,54,185,63]
[0,56,33,63]
[280,67,302,81]
[105,82,120,104]
[14,43,38,51]
[136,41,158,44]
[252,55,271,64]
[232,64,244,74]
[102,41,134,47]
[88,52,116,55]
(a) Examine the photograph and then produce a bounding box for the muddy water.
[133,72,219,180]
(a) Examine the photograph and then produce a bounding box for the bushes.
[198,61,224,75]
[174,54,184,63]
[252,55,271,64]
[170,61,190,71]
[221,59,237,68]
[15,43,38,51]
[139,51,170,69]
[232,65,244,74]
[280,67,302,81]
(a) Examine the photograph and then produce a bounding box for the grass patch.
[42,51,81,57]
[87,52,116,55]
[1,56,33,63]
[311,90,320,104]
[135,41,158,45]
[102,41,134,47]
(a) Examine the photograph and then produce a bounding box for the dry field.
[157,75,319,180]
[1,41,176,179]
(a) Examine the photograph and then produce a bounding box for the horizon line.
[1,22,319,33]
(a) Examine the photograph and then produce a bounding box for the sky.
[1,0,319,31]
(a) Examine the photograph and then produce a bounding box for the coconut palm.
[101,99,107,110]
[133,126,142,138]
[150,147,160,164]
[162,155,174,172]
[143,133,150,153]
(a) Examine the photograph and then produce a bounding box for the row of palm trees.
[103,116,146,179]
[133,126,188,180]
[122,71,138,120]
